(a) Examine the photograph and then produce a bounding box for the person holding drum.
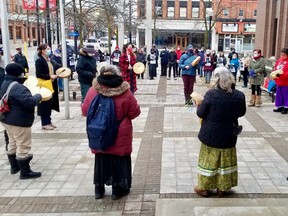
[35,44,59,130]
[0,63,42,179]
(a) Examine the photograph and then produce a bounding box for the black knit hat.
[97,65,123,88]
[5,63,25,77]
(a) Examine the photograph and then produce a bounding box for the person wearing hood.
[178,44,198,104]
[247,49,265,107]
[272,48,288,114]
[0,63,42,179]
[76,44,97,102]
[111,46,121,66]
[81,65,141,200]
[50,49,63,92]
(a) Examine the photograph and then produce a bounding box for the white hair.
[212,67,235,93]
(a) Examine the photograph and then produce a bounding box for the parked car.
[100,37,109,47]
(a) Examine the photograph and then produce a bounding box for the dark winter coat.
[76,49,97,85]
[81,79,141,156]
[111,50,121,63]
[136,53,146,64]
[13,53,29,72]
[160,50,169,64]
[197,88,246,149]
[0,75,41,127]
[203,54,216,71]
[168,51,177,65]
[35,55,60,112]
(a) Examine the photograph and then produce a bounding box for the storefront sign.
[244,24,256,33]
[222,24,239,33]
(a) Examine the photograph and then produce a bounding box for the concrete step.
[155,198,288,216]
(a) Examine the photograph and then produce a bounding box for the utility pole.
[73,0,78,60]
[145,0,152,76]
[208,15,212,49]
[46,0,52,47]
[129,0,132,43]
[0,0,11,65]
[36,0,41,46]
[27,10,31,47]
[56,0,60,45]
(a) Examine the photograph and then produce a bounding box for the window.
[192,1,200,18]
[254,10,257,16]
[180,7,187,18]
[139,0,145,17]
[154,0,162,17]
[167,1,174,18]
[223,8,229,17]
[167,7,174,18]
[239,9,244,17]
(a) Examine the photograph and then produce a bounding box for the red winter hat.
[115,46,119,49]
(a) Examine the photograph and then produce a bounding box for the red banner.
[22,0,56,11]
[22,0,36,10]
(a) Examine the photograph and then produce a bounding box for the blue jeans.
[204,71,212,83]
[80,83,91,102]
[58,78,63,91]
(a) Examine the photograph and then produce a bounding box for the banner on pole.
[22,0,36,10]
[38,0,46,10]
[49,0,57,10]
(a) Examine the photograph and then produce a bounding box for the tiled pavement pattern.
[0,67,288,215]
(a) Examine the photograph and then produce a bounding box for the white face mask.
[244,53,247,57]
[45,50,51,56]
[88,53,94,57]
[253,53,258,57]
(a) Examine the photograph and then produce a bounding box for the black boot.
[273,107,283,112]
[95,185,105,199]
[7,154,20,174]
[281,108,288,114]
[17,155,41,179]
[112,186,130,200]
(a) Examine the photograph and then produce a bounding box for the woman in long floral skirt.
[195,67,246,197]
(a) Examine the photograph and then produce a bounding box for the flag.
[49,0,57,10]
[38,0,46,10]
[22,0,36,10]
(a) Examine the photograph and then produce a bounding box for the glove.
[249,70,256,77]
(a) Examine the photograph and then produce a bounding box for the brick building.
[137,0,212,50]
[137,0,258,53]
[0,0,46,46]
[214,0,257,53]
[255,0,288,59]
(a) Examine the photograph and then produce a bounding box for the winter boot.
[255,95,261,107]
[95,185,105,199]
[17,155,41,179]
[7,154,20,174]
[248,95,256,107]
[281,108,288,114]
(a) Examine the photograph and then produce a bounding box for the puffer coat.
[248,57,266,85]
[81,79,141,156]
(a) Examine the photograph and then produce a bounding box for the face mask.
[88,53,94,57]
[232,57,236,59]
[128,48,133,53]
[189,50,193,54]
[45,50,51,56]
[281,54,288,60]
[177,48,180,50]
[244,53,247,57]
[253,53,258,57]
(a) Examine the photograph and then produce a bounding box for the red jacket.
[119,52,137,92]
[175,49,182,60]
[274,58,288,86]
[81,79,141,156]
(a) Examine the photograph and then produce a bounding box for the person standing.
[198,47,205,77]
[272,48,288,114]
[168,47,177,80]
[178,44,197,104]
[194,67,246,197]
[0,63,42,179]
[111,46,121,66]
[136,48,146,79]
[217,52,227,68]
[247,49,265,107]
[203,49,215,84]
[240,52,251,88]
[13,47,29,74]
[50,49,63,92]
[35,44,59,130]
[228,54,240,82]
[119,43,137,93]
[175,46,183,77]
[228,47,239,62]
[147,48,158,80]
[160,47,169,76]
[81,65,141,200]
[76,44,97,102]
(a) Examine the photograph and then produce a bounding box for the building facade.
[137,0,258,53]
[0,0,46,46]
[213,0,257,53]
[255,0,288,59]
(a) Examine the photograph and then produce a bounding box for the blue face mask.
[46,50,51,56]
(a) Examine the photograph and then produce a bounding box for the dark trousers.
[161,63,168,76]
[182,74,196,97]
[176,63,181,76]
[168,63,176,78]
[242,67,249,86]
[251,84,261,95]
[39,99,52,126]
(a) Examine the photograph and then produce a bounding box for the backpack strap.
[1,81,17,101]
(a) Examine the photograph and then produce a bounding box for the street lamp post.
[27,11,31,47]
[208,15,212,49]
[36,0,41,46]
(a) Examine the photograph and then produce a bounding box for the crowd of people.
[0,41,287,200]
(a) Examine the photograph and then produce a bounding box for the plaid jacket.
[119,53,137,92]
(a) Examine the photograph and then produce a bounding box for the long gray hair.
[212,67,235,93]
